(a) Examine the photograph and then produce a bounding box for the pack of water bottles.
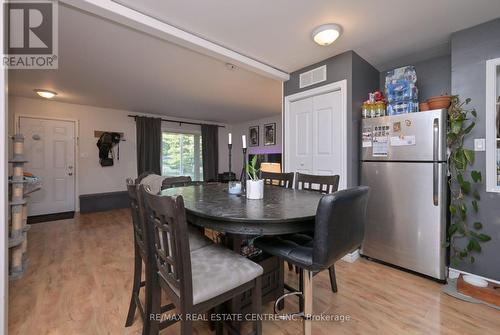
[384,66,419,115]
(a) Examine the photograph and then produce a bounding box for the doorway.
[18,116,76,216]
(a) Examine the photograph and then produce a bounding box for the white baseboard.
[448,267,500,285]
[341,249,360,263]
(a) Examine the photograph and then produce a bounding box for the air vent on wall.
[299,65,327,88]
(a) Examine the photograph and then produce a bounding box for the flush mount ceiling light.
[312,24,342,46]
[34,89,57,99]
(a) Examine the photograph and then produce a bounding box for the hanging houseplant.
[447,95,491,264]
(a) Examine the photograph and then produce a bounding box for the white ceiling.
[8,4,282,123]
[115,0,500,72]
[9,1,500,123]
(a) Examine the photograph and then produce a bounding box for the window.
[161,131,203,181]
[486,57,500,192]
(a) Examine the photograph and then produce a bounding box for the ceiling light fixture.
[34,89,57,99]
[312,24,342,46]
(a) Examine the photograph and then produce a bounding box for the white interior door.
[288,97,313,174]
[312,91,343,175]
[287,90,343,179]
[20,117,76,216]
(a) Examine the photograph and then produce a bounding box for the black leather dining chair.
[292,173,341,293]
[254,186,370,335]
[260,171,294,188]
[140,185,264,335]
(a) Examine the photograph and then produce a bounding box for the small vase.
[246,179,264,200]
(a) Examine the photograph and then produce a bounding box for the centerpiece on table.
[246,155,264,200]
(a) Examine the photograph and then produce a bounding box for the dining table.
[161,182,324,325]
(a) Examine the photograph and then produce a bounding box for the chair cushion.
[254,234,320,271]
[190,244,263,305]
[188,226,213,251]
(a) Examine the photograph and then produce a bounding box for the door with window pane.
[161,132,203,180]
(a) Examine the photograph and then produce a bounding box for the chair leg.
[148,273,161,335]
[298,269,304,313]
[252,277,262,335]
[125,247,142,327]
[181,319,193,335]
[214,305,223,335]
[302,270,313,335]
[328,265,338,293]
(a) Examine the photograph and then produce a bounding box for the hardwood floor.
[9,209,500,335]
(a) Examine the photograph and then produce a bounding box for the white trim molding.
[283,80,348,190]
[485,57,500,193]
[448,267,500,285]
[61,0,289,81]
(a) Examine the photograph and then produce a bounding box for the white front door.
[20,117,76,216]
[287,90,343,179]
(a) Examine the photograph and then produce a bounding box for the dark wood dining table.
[161,182,324,324]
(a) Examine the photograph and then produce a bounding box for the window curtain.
[201,124,219,182]
[136,116,162,175]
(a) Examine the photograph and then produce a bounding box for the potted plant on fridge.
[246,155,264,200]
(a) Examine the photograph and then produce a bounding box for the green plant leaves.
[467,238,481,253]
[246,155,260,181]
[478,234,491,242]
[471,200,479,213]
[471,170,482,183]
[464,149,475,165]
[451,120,463,134]
[446,95,491,265]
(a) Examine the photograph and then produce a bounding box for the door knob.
[68,165,73,169]
[68,172,73,176]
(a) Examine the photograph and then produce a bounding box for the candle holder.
[228,143,232,179]
[242,148,247,194]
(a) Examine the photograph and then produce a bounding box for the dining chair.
[291,173,341,293]
[254,186,369,335]
[140,184,264,335]
[161,176,193,189]
[260,171,294,188]
[124,179,212,334]
[295,173,340,194]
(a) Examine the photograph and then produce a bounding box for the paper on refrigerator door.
[362,126,372,148]
[373,136,389,157]
[390,135,416,146]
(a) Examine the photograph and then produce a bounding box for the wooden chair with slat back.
[292,172,341,295]
[295,173,340,194]
[260,171,294,188]
[161,176,193,189]
[124,178,175,334]
[139,185,263,335]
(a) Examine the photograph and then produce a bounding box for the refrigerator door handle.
[432,118,440,206]
[433,117,439,161]
[433,162,439,206]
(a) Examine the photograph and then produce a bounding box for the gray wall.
[352,53,380,185]
[379,55,451,101]
[451,18,500,280]
[283,51,379,187]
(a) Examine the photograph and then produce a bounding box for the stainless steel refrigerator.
[360,109,447,280]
